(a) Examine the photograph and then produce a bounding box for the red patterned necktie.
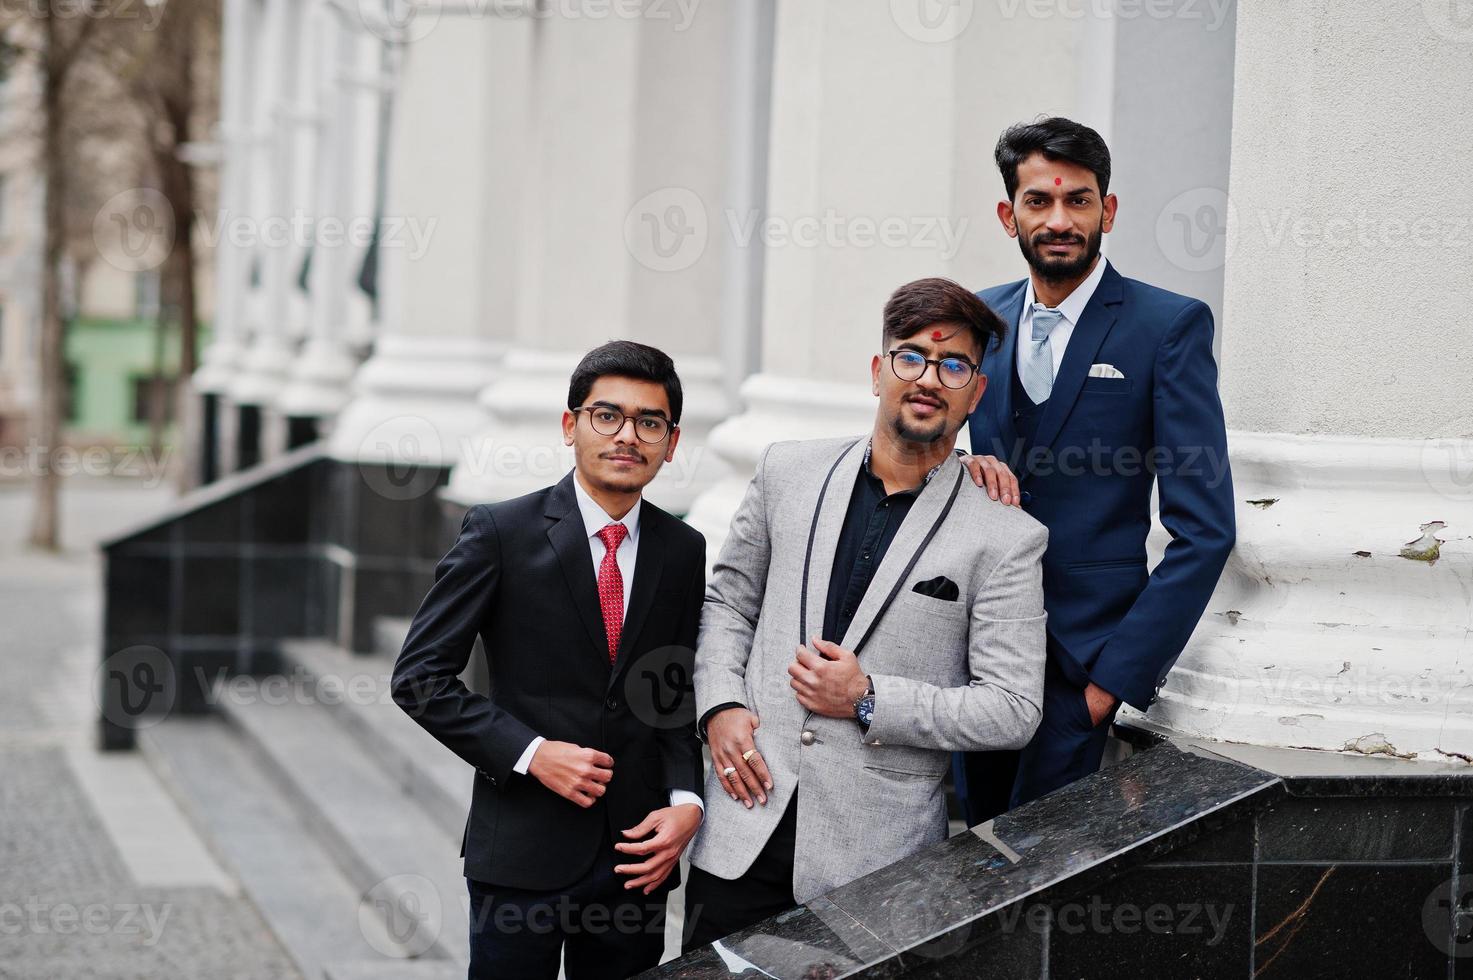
[594,523,629,664]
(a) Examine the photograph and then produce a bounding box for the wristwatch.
[853,677,875,729]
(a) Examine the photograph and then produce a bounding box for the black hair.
[567,340,684,424]
[883,278,1007,364]
[995,116,1112,201]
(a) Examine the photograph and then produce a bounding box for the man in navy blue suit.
[955,117,1236,822]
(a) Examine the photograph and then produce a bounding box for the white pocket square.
[1088,363,1125,379]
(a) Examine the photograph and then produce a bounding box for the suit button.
[1020,491,1033,505]
[800,730,816,746]
[606,696,619,711]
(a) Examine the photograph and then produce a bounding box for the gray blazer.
[690,436,1048,903]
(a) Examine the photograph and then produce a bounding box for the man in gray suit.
[683,277,1049,948]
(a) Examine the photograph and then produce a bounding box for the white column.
[192,0,254,397]
[274,4,377,426]
[1128,1,1473,761]
[326,11,509,467]
[686,0,1091,549]
[444,5,744,513]
[228,0,301,408]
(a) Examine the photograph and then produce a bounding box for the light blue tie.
[1021,305,1065,404]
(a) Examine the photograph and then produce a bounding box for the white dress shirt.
[513,474,702,812]
[1015,255,1110,381]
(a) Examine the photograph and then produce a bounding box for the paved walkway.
[0,475,303,980]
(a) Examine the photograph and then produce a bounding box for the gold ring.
[741,749,757,763]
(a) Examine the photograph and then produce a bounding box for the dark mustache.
[1033,233,1084,245]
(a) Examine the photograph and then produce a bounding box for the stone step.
[213,677,471,968]
[138,716,443,979]
[372,617,412,662]
[322,962,466,980]
[277,637,473,840]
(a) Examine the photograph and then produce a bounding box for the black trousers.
[467,827,669,980]
[955,658,1121,826]
[682,792,799,951]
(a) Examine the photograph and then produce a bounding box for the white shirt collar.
[1022,254,1109,326]
[572,472,641,545]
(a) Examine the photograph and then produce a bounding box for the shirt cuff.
[512,736,545,775]
[698,702,746,741]
[669,789,704,812]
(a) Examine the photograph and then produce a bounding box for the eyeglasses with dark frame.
[885,349,979,389]
[572,405,676,444]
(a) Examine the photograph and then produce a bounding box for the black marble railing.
[645,734,1473,978]
[97,444,454,749]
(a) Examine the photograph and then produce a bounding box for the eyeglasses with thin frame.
[572,405,676,444]
[885,349,979,389]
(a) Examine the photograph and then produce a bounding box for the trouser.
[954,658,1120,827]
[466,827,670,980]
[682,790,799,951]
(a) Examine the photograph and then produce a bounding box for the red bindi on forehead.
[932,330,944,340]
[1054,177,1062,186]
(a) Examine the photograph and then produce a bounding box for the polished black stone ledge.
[644,731,1473,979]
[642,740,1281,979]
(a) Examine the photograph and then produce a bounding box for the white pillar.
[227,0,302,415]
[326,12,508,467]
[1128,1,1473,761]
[274,4,378,427]
[444,5,745,513]
[193,0,254,397]
[686,0,1091,549]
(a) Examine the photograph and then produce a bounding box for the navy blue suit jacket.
[967,261,1235,710]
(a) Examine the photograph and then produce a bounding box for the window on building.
[131,375,176,424]
[134,270,160,321]
[63,361,79,423]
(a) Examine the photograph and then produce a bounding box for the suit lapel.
[982,281,1026,463]
[800,439,868,646]
[544,473,610,666]
[608,507,666,691]
[839,452,964,654]
[1030,262,1124,454]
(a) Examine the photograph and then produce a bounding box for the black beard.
[890,411,949,446]
[1018,222,1103,283]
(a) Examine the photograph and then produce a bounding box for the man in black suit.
[392,341,707,979]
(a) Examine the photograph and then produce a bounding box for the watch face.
[857,695,875,726]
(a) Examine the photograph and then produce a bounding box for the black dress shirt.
[698,442,943,737]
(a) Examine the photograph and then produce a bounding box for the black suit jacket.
[391,471,706,891]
